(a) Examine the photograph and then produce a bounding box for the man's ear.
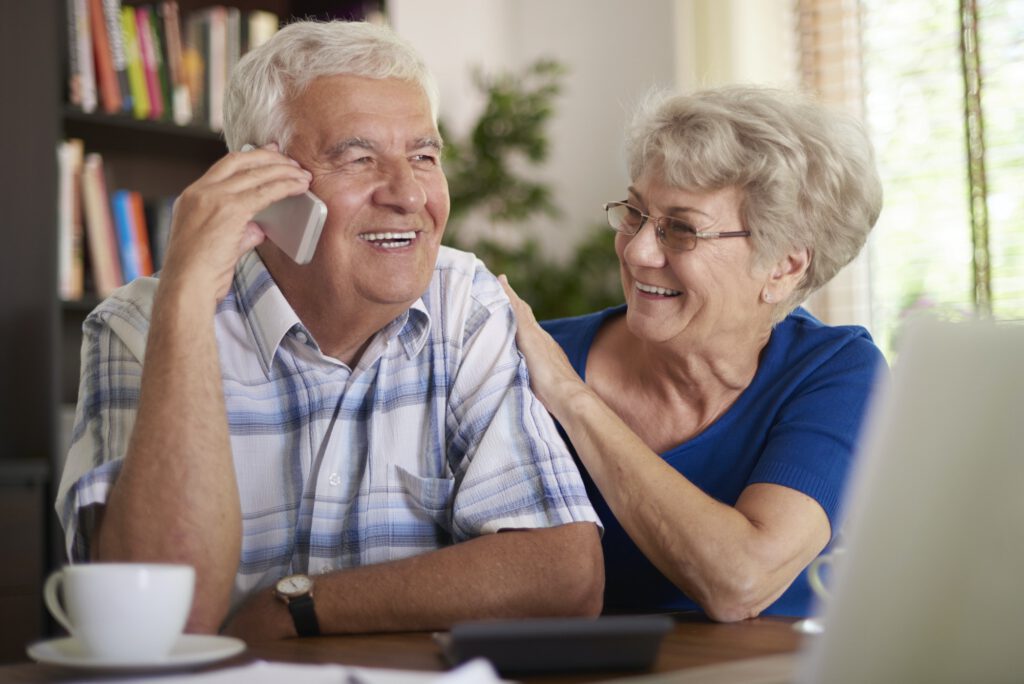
[762,247,811,303]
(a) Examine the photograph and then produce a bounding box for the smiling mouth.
[359,231,418,249]
[635,282,682,297]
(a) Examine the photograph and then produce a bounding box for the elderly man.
[56,20,602,641]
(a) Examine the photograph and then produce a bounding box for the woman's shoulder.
[770,307,887,376]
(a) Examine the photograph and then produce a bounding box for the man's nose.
[372,161,427,213]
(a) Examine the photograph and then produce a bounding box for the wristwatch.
[275,573,321,637]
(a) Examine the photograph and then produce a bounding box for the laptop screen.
[798,318,1024,683]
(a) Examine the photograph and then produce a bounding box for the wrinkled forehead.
[286,75,439,152]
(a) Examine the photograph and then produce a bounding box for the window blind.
[794,0,873,330]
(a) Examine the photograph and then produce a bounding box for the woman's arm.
[500,277,830,621]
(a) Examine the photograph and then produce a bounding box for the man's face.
[270,74,449,313]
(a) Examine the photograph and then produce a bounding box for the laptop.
[796,316,1024,683]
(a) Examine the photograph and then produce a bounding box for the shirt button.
[295,331,309,344]
[328,473,342,487]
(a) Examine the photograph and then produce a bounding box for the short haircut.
[223,20,439,153]
[625,86,883,319]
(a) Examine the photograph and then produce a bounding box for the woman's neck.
[587,314,771,451]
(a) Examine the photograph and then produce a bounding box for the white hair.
[626,85,883,321]
[223,20,439,153]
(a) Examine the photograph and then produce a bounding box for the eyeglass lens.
[606,203,698,251]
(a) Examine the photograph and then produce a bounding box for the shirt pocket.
[393,465,456,542]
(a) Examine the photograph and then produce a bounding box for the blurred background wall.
[392,0,794,261]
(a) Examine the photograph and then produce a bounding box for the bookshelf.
[0,0,382,658]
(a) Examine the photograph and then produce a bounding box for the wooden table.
[0,614,806,683]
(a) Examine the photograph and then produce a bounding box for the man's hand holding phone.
[160,142,317,305]
[241,144,327,265]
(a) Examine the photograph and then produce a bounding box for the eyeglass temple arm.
[695,230,751,239]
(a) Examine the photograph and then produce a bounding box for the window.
[798,0,1024,357]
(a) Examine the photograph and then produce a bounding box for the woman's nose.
[622,221,668,269]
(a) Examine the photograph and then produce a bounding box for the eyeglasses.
[603,201,751,252]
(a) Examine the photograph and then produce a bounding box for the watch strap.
[286,593,321,637]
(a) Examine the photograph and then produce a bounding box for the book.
[80,153,124,297]
[187,6,227,131]
[146,195,175,270]
[148,5,175,124]
[101,0,132,113]
[226,6,241,90]
[129,191,155,276]
[182,10,208,126]
[135,5,164,121]
[245,10,279,52]
[121,5,151,120]
[56,139,86,301]
[110,189,154,282]
[206,5,227,131]
[67,0,98,113]
[159,1,193,125]
[88,0,122,114]
[111,189,142,282]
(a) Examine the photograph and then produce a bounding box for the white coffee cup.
[43,563,195,662]
[808,548,845,603]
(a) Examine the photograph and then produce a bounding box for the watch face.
[277,574,313,598]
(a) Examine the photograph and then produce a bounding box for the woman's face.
[615,173,772,348]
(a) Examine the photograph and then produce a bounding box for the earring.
[763,292,773,303]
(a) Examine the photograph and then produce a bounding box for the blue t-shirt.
[541,305,885,617]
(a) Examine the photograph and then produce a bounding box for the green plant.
[471,229,623,320]
[441,59,563,233]
[441,59,622,320]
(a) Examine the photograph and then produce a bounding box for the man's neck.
[255,246,419,366]
[292,297,407,366]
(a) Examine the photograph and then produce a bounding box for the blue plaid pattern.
[57,247,599,611]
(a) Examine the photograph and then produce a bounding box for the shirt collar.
[230,251,433,375]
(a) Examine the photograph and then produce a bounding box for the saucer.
[26,634,246,671]
[792,617,825,635]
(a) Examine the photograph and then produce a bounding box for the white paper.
[71,658,504,684]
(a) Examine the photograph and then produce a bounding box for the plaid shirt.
[57,247,599,611]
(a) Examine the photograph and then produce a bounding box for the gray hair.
[625,85,883,320]
[223,20,440,153]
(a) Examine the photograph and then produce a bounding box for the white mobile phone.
[253,191,327,265]
[242,144,327,265]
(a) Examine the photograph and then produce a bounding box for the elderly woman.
[501,86,885,620]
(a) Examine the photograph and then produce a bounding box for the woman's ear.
[762,247,811,303]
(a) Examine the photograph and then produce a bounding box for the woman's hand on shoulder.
[498,275,587,413]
